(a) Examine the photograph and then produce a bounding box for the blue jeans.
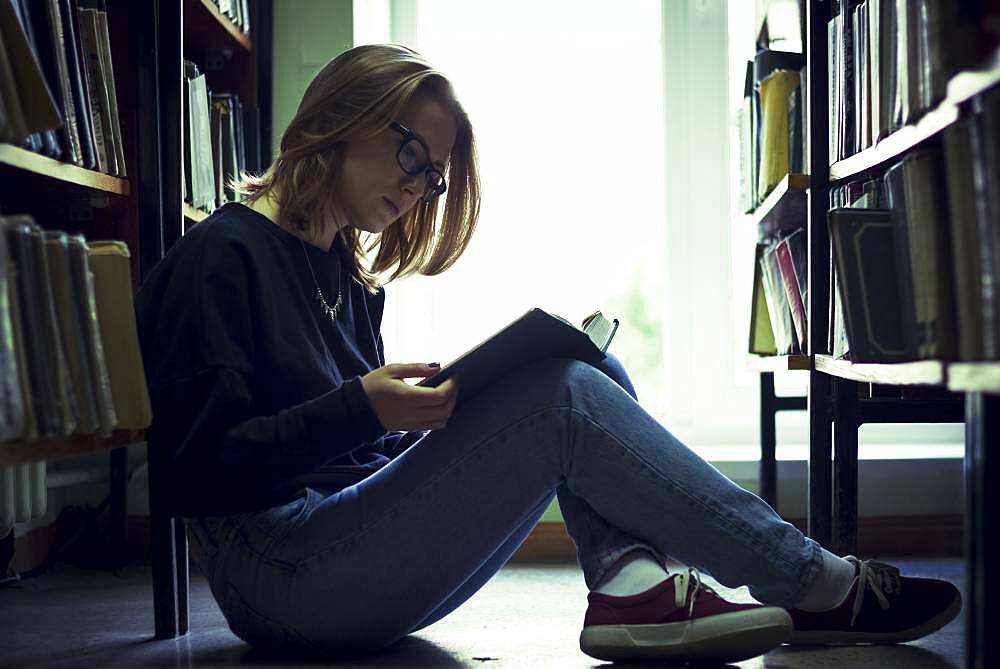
[187,355,824,653]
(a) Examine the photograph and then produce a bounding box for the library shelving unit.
[147,0,273,640]
[796,2,999,666]
[0,1,166,570]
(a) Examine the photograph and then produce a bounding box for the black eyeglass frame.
[389,121,448,203]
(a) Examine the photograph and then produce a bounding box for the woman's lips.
[382,197,400,216]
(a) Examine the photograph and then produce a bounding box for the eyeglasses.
[389,121,447,203]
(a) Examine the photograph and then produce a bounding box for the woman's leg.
[199,355,822,653]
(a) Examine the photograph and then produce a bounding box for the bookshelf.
[745,172,809,235]
[146,0,273,641]
[789,2,999,666]
[814,355,947,386]
[750,353,810,372]
[0,144,130,195]
[182,202,208,225]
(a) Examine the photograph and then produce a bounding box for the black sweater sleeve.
[138,219,387,513]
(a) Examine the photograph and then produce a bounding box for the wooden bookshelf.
[815,354,947,386]
[829,51,1000,183]
[947,362,1000,393]
[182,202,209,224]
[0,430,146,467]
[750,354,810,372]
[184,0,252,53]
[745,172,809,235]
[0,143,130,196]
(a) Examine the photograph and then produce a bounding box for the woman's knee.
[594,353,638,401]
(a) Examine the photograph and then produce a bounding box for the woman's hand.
[360,363,459,431]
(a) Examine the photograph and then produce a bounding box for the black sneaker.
[787,556,962,644]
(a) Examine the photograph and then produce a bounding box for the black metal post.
[109,447,129,566]
[760,371,778,509]
[806,0,833,550]
[966,391,998,669]
[832,378,858,556]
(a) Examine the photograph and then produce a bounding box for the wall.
[270,0,354,158]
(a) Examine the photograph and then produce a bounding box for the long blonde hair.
[235,44,481,294]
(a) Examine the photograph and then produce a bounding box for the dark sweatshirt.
[135,202,421,516]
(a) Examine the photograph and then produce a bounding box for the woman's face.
[333,92,457,234]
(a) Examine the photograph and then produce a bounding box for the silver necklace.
[299,237,343,323]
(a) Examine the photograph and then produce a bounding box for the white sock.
[794,549,858,612]
[592,550,670,597]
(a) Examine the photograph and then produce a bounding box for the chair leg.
[150,512,178,638]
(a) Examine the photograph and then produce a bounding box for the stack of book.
[210,0,251,35]
[825,86,1000,363]
[0,215,151,444]
[0,0,127,177]
[827,0,980,162]
[735,49,807,214]
[183,60,260,216]
[750,228,808,356]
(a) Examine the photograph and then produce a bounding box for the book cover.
[829,208,909,362]
[67,234,116,436]
[969,87,1000,359]
[0,224,27,441]
[761,241,798,354]
[882,159,920,358]
[64,0,96,170]
[415,308,617,406]
[94,10,124,177]
[0,0,62,141]
[78,8,115,175]
[901,150,957,359]
[943,117,986,361]
[775,231,808,353]
[750,242,777,355]
[43,231,100,434]
[87,240,151,430]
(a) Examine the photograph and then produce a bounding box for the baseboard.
[9,513,962,575]
[509,514,964,563]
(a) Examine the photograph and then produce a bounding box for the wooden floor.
[0,557,964,668]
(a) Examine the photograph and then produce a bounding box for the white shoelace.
[673,567,714,619]
[848,557,902,627]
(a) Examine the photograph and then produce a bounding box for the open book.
[416,308,620,404]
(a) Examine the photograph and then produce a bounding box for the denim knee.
[595,352,638,401]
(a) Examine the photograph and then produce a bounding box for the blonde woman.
[135,44,960,663]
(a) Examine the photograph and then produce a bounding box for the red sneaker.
[580,568,793,663]
[787,557,962,644]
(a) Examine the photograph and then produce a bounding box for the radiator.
[0,462,47,535]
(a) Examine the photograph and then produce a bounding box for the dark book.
[943,117,986,361]
[829,208,909,362]
[10,0,62,160]
[0,222,28,441]
[242,104,262,174]
[901,150,958,359]
[968,87,1000,359]
[839,0,856,157]
[883,159,919,358]
[415,309,618,406]
[787,78,803,174]
[64,0,97,169]
[0,0,62,143]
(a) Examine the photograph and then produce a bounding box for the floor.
[0,557,965,668]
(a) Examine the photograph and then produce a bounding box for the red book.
[776,236,808,353]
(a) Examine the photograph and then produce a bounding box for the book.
[415,308,619,405]
[0,0,62,143]
[829,208,909,362]
[43,230,100,434]
[0,224,27,441]
[749,242,777,355]
[67,234,116,435]
[775,230,808,354]
[87,240,151,430]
